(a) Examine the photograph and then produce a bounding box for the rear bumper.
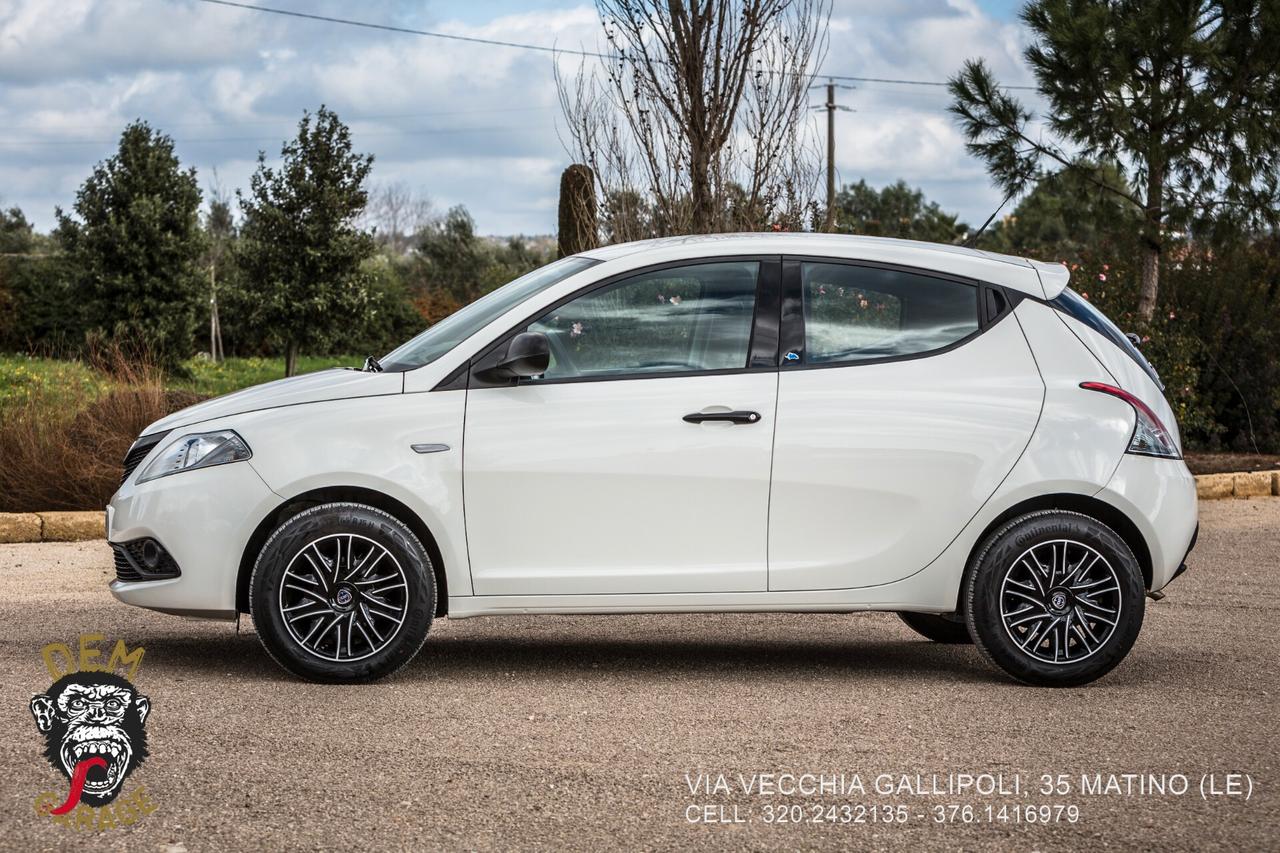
[1170,522,1198,585]
[1097,453,1199,592]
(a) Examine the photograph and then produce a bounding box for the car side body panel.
[443,302,1143,618]
[462,372,779,595]
[767,313,1043,590]
[1056,313,1182,451]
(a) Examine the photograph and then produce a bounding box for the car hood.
[144,369,404,434]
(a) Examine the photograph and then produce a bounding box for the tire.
[964,510,1144,687]
[897,611,973,644]
[249,502,435,682]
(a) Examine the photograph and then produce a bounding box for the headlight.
[136,430,252,483]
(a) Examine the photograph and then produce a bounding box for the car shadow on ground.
[412,634,1003,685]
[136,627,1016,687]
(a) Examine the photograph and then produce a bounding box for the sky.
[0,0,1038,236]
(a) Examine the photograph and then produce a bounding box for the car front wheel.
[249,502,435,682]
[965,510,1145,687]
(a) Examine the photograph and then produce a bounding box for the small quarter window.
[800,263,980,364]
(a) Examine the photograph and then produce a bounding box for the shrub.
[0,349,206,512]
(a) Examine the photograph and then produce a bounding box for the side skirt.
[446,590,951,620]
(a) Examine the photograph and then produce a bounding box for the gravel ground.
[1,499,1277,852]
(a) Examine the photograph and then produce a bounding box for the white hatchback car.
[108,234,1198,686]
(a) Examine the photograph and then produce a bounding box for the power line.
[194,0,1039,91]
[196,0,611,58]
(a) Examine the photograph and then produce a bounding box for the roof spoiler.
[1029,259,1070,300]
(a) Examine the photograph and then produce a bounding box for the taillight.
[1080,381,1181,459]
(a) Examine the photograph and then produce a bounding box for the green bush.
[55,122,206,368]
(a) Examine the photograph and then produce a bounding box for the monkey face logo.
[30,672,150,807]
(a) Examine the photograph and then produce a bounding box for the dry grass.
[0,346,205,512]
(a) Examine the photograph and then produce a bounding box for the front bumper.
[107,460,280,619]
[1098,453,1199,592]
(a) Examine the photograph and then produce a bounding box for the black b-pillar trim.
[779,258,805,366]
[747,257,782,369]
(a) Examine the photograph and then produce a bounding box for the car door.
[767,258,1043,591]
[463,258,781,596]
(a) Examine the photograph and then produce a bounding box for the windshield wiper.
[363,355,383,373]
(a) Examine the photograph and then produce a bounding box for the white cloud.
[822,0,1036,225]
[0,0,1031,234]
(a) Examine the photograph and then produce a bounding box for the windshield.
[380,256,599,371]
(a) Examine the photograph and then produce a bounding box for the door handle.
[682,410,762,425]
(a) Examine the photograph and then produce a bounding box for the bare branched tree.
[558,0,829,241]
[363,181,434,254]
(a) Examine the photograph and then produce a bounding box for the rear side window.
[801,263,980,364]
[1051,288,1162,388]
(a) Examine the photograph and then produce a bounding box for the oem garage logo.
[27,635,159,832]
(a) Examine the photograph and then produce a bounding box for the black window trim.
[458,255,785,389]
[778,255,1018,372]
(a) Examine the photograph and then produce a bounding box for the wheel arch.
[236,485,449,617]
[956,492,1153,613]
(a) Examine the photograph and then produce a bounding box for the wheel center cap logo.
[335,588,353,607]
[1051,591,1068,611]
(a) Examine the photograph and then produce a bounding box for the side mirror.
[487,331,551,380]
[1125,331,1143,349]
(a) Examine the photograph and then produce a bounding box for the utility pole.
[825,81,836,232]
[813,80,854,232]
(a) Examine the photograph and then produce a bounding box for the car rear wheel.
[965,510,1145,687]
[896,611,973,644]
[249,502,435,682]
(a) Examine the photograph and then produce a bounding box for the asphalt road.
[1,499,1277,851]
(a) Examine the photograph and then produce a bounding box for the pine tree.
[950,0,1280,320]
[237,106,375,376]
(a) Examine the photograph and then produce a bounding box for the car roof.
[579,233,1069,299]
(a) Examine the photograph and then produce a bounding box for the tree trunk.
[285,340,298,378]
[690,140,712,233]
[1137,166,1163,322]
[1138,241,1160,322]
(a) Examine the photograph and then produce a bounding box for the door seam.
[765,369,781,592]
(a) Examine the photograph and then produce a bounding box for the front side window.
[801,263,979,364]
[380,256,598,370]
[528,261,759,380]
